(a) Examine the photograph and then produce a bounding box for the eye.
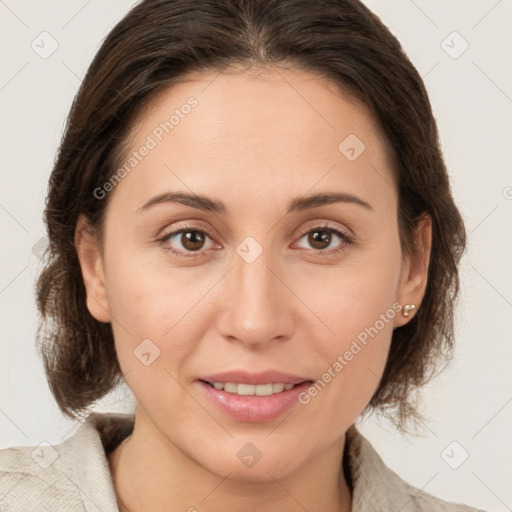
[295,223,353,255]
[157,226,217,259]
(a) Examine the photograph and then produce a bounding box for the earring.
[402,304,416,317]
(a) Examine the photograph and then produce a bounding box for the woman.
[0,0,487,510]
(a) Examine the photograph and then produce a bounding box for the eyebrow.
[136,191,373,215]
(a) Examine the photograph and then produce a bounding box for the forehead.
[110,66,396,214]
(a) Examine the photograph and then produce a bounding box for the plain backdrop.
[1,1,511,511]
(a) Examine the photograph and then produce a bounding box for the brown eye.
[159,227,216,259]
[296,225,353,255]
[307,229,333,250]
[179,230,206,251]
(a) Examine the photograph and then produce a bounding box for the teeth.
[209,382,299,396]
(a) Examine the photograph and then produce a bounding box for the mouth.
[199,379,313,397]
[196,379,314,423]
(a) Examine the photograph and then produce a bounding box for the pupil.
[183,231,204,250]
[309,229,331,249]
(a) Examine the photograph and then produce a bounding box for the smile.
[204,381,302,396]
[198,380,314,422]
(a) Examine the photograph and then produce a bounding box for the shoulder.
[0,412,131,511]
[0,442,79,511]
[345,425,488,512]
[396,474,486,512]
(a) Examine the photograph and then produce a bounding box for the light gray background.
[1,1,511,510]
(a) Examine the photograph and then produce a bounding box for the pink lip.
[197,380,313,423]
[199,369,310,385]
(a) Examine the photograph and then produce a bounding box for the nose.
[215,242,296,349]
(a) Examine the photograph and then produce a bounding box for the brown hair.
[36,0,466,431]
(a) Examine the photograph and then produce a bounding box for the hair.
[35,0,466,432]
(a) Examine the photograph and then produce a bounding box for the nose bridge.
[217,235,294,347]
[236,247,275,309]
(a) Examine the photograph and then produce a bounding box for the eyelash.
[156,222,354,260]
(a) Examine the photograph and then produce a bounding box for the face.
[76,67,430,482]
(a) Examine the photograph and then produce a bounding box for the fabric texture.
[0,412,486,511]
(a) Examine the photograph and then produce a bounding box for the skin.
[75,66,431,512]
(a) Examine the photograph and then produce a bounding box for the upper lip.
[199,370,312,386]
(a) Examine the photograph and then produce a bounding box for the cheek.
[103,252,182,360]
[104,258,203,416]
[104,236,201,334]
[104,248,221,386]
[296,289,396,430]
[298,233,401,340]
[293,239,401,413]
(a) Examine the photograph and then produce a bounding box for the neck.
[108,412,353,512]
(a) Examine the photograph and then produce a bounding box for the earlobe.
[394,214,432,328]
[74,215,111,323]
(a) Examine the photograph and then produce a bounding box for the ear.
[394,214,432,328]
[74,214,111,323]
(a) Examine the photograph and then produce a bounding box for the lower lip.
[197,380,312,423]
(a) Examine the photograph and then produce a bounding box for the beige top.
[0,412,485,511]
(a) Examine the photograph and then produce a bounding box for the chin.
[187,440,296,481]
[216,461,297,483]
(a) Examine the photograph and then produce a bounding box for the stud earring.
[402,304,416,317]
